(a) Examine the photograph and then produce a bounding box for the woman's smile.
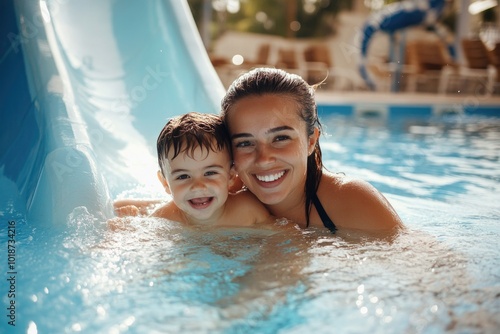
[255,170,286,183]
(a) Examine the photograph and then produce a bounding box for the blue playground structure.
[359,0,455,91]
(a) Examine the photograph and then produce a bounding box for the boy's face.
[160,145,234,223]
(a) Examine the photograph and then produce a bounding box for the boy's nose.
[191,179,207,190]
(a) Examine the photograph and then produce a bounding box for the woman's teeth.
[256,171,285,182]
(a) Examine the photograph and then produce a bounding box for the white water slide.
[0,0,225,224]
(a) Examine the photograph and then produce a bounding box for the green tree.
[187,0,460,44]
[188,0,353,40]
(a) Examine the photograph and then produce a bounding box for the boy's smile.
[161,145,234,224]
[188,196,213,209]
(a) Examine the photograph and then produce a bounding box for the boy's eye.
[205,171,218,176]
[176,174,190,180]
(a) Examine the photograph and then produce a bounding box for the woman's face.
[226,94,318,206]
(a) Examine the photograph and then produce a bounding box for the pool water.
[1,113,499,333]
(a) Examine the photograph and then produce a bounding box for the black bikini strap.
[311,194,337,233]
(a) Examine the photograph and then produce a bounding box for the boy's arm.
[107,200,178,232]
[113,199,164,217]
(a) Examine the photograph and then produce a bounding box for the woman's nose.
[255,145,275,166]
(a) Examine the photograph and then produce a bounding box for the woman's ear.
[228,167,244,193]
[157,170,171,194]
[308,127,320,156]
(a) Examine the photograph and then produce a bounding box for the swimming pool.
[1,0,499,332]
[2,111,499,333]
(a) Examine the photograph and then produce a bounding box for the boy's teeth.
[256,171,285,182]
[191,197,210,204]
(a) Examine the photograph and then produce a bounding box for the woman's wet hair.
[221,68,323,227]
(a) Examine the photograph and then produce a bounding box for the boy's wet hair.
[157,112,231,176]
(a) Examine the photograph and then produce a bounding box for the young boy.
[122,112,273,227]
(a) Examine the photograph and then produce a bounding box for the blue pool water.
[2,113,499,334]
[1,0,500,333]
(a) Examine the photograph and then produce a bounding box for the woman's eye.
[234,140,252,148]
[274,135,290,142]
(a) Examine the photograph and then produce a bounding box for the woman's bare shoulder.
[150,200,183,221]
[227,190,273,224]
[229,188,261,202]
[320,172,403,231]
[322,172,382,197]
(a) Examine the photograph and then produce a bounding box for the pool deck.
[314,91,500,117]
[315,91,500,107]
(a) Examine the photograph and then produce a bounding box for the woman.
[220,67,403,233]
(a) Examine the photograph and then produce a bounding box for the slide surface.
[0,0,225,224]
